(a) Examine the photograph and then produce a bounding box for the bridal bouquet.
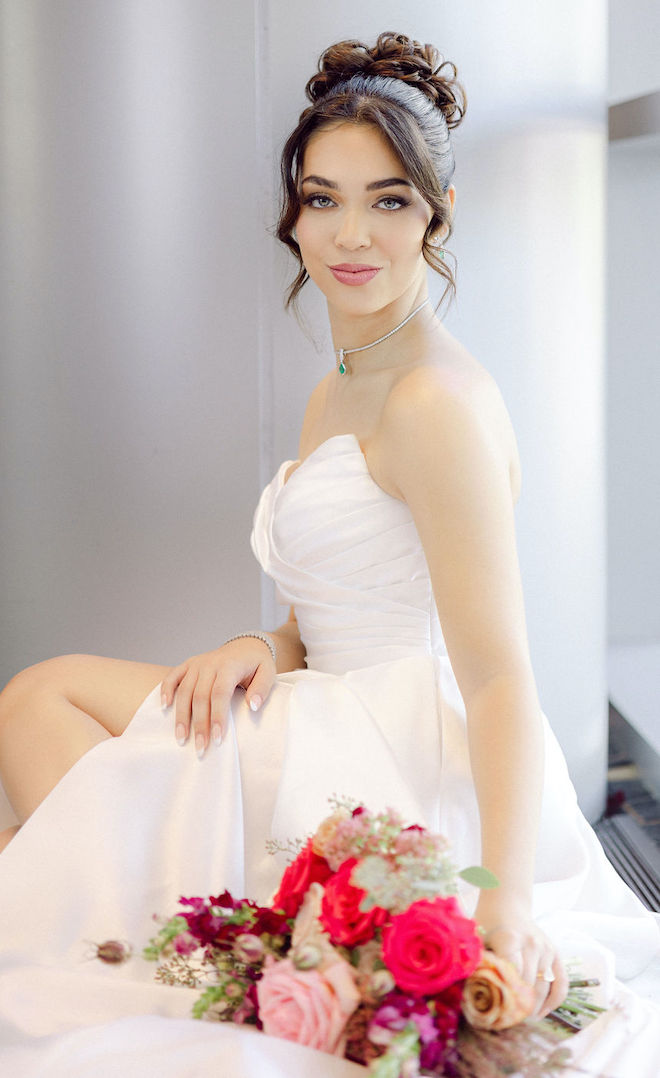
[143,802,603,1076]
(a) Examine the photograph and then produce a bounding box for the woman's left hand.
[474,896,569,1018]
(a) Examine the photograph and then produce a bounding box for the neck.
[329,291,433,375]
[329,286,427,349]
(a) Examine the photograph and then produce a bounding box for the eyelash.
[301,193,410,211]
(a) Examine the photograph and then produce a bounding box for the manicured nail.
[195,733,205,759]
[161,693,168,709]
[249,694,262,712]
[175,724,186,745]
[212,724,223,744]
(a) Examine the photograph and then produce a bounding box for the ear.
[430,186,456,245]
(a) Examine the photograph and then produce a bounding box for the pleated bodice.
[251,434,447,674]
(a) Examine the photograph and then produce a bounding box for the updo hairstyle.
[277,32,467,310]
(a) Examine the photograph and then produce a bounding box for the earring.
[430,234,446,260]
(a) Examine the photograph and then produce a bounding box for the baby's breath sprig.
[328,793,360,813]
[153,952,208,989]
[265,835,305,859]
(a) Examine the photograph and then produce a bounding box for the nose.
[334,208,370,251]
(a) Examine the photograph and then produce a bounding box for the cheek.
[381,212,429,259]
[294,212,321,262]
[386,227,428,268]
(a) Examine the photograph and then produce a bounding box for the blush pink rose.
[256,956,360,1055]
[320,859,388,947]
[382,897,482,995]
[462,950,536,1031]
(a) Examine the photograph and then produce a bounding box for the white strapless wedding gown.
[1,434,659,1077]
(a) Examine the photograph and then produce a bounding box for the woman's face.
[294,122,433,319]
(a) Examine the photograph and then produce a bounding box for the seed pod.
[90,939,132,964]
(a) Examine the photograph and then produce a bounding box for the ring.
[537,969,555,983]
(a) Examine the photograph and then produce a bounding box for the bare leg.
[0,654,169,832]
[0,825,20,853]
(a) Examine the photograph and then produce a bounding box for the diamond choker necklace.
[335,298,431,375]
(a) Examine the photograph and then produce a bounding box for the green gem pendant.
[338,349,347,375]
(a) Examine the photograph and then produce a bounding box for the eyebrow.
[300,174,412,191]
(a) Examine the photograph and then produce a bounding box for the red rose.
[382,897,482,995]
[320,859,388,947]
[272,841,332,919]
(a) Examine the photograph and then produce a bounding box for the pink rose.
[320,859,388,947]
[382,897,482,995]
[462,950,536,1031]
[272,841,332,919]
[256,956,360,1055]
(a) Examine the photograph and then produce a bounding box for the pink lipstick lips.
[329,263,381,286]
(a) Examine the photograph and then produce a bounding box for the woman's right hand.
[160,636,277,757]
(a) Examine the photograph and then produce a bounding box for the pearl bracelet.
[223,632,277,666]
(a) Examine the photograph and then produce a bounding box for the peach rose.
[312,810,351,859]
[257,956,360,1055]
[462,950,536,1031]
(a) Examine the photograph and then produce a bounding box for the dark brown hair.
[277,32,467,310]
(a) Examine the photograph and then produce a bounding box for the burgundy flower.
[250,907,291,938]
[180,901,226,945]
[343,1003,384,1066]
[173,931,198,956]
[369,992,437,1047]
[245,981,262,1029]
[208,890,239,909]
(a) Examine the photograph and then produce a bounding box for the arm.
[270,607,308,674]
[160,607,305,755]
[380,368,567,1013]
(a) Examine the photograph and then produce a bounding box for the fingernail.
[249,694,262,712]
[195,733,205,759]
[212,724,223,744]
[175,724,186,745]
[161,693,168,709]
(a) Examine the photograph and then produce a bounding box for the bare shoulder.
[297,372,334,457]
[378,332,521,502]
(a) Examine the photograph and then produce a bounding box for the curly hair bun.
[305,31,466,129]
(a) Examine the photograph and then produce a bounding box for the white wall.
[607,2,660,645]
[0,0,263,684]
[1,0,608,823]
[609,0,660,101]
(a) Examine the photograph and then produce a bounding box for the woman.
[0,32,658,1076]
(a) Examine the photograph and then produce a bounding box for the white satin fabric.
[1,433,659,1077]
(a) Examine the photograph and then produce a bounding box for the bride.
[0,31,658,1078]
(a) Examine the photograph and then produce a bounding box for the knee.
[0,655,85,731]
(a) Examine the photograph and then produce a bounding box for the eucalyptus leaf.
[458,865,499,889]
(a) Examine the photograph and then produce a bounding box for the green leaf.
[192,985,225,1020]
[458,866,500,889]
